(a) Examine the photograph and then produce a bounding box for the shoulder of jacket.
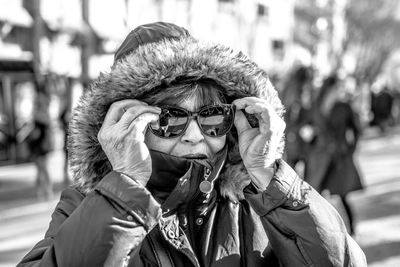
[56,187,85,215]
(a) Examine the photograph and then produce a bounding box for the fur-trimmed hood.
[68,34,284,202]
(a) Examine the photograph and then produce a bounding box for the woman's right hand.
[98,100,161,186]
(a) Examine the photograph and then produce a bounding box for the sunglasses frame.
[149,104,236,138]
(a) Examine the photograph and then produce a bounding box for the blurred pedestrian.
[370,85,394,132]
[19,22,366,266]
[26,88,53,200]
[59,92,72,185]
[392,89,400,125]
[281,66,315,175]
[305,74,363,235]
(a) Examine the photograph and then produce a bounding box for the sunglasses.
[149,104,236,138]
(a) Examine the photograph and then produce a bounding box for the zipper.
[184,178,202,266]
[168,163,210,267]
[179,246,201,267]
[238,203,245,267]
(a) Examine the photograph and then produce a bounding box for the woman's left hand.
[233,97,285,185]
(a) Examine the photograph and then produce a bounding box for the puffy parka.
[18,22,366,267]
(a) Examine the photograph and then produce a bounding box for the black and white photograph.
[1,0,400,266]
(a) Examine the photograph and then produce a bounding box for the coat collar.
[148,146,227,211]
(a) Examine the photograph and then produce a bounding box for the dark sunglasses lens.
[198,106,234,136]
[150,108,188,137]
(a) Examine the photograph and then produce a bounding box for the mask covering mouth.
[146,147,227,205]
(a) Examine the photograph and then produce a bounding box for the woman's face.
[144,96,227,159]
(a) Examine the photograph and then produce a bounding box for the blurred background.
[0,0,400,266]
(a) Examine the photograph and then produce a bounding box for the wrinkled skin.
[144,97,227,160]
[98,100,160,186]
[98,96,286,187]
[233,97,286,183]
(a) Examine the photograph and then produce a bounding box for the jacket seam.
[148,233,162,266]
[271,205,295,237]
[295,235,315,267]
[167,248,176,267]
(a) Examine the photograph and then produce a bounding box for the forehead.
[159,83,225,111]
[173,94,223,111]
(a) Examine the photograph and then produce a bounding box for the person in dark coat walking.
[19,22,366,266]
[305,75,363,235]
[281,66,315,175]
[26,89,54,200]
[370,85,394,132]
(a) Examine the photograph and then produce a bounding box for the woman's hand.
[98,100,161,186]
[233,97,285,185]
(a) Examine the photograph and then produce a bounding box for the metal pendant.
[199,180,213,194]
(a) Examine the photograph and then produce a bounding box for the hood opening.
[68,35,284,201]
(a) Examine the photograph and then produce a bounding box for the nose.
[181,119,204,144]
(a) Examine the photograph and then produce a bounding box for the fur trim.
[219,163,251,202]
[68,36,285,200]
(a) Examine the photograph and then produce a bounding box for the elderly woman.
[19,22,366,267]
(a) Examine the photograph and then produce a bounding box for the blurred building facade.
[1,0,302,86]
[294,0,348,79]
[0,0,86,165]
[0,0,350,165]
[88,0,297,77]
[0,0,35,165]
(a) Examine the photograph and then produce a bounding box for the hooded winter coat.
[19,22,366,267]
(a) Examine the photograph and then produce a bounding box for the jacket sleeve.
[18,171,161,267]
[244,160,367,267]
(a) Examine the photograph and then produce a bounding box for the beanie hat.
[113,21,191,64]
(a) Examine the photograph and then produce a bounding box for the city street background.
[1,0,400,266]
[1,126,400,267]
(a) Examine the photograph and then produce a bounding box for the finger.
[119,105,161,129]
[233,97,268,110]
[259,109,286,137]
[128,113,160,141]
[243,101,267,114]
[119,100,151,121]
[244,103,270,119]
[234,110,252,135]
[244,103,267,114]
[103,99,148,127]
[121,100,149,113]
[244,103,285,136]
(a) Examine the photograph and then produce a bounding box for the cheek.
[145,131,227,156]
[144,131,176,154]
[206,136,226,154]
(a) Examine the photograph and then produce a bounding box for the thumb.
[234,110,251,135]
